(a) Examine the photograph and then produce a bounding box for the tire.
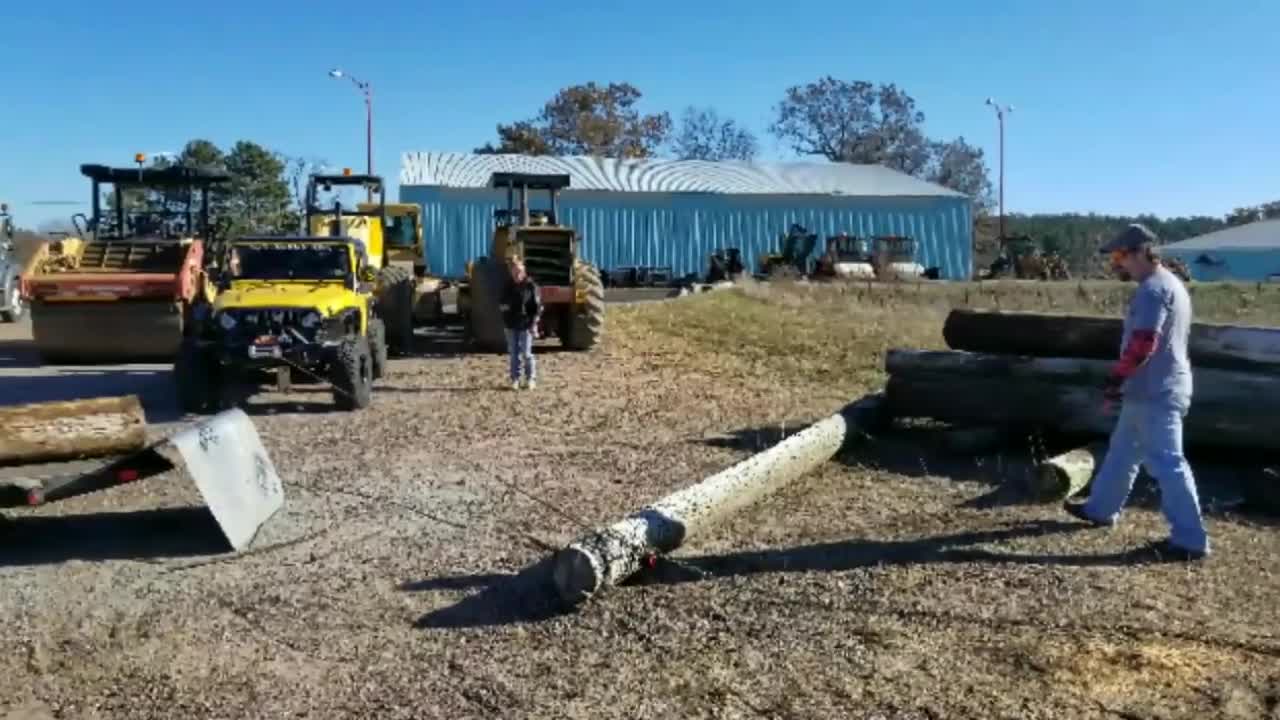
[377,265,415,357]
[562,263,605,351]
[0,282,23,323]
[466,257,508,353]
[368,316,388,380]
[331,335,373,410]
[174,340,214,414]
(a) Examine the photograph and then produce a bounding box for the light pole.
[329,68,373,199]
[984,97,1013,242]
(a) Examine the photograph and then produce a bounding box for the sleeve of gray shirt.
[1129,281,1171,337]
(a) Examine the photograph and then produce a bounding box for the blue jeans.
[505,328,535,382]
[1083,398,1209,553]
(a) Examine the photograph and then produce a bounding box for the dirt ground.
[2,281,1279,720]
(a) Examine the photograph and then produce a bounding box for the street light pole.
[984,98,1013,241]
[329,68,373,200]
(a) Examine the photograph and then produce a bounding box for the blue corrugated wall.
[1161,247,1280,282]
[399,186,974,280]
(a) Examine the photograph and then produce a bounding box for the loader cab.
[489,172,576,287]
[77,163,230,243]
[305,170,387,270]
[373,202,427,276]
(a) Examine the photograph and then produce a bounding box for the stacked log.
[0,396,148,465]
[886,309,1280,499]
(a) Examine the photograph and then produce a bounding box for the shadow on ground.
[0,506,231,566]
[700,420,1280,522]
[404,556,575,630]
[632,519,1204,588]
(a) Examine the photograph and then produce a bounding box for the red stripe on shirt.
[1110,329,1158,380]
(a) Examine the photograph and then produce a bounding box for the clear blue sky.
[2,0,1275,229]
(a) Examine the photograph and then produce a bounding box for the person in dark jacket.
[499,258,542,389]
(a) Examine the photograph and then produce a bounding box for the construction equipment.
[360,198,447,333]
[812,233,876,280]
[987,235,1071,280]
[871,235,926,279]
[0,203,24,322]
[457,172,606,352]
[20,160,230,363]
[175,234,385,413]
[1164,256,1191,282]
[302,170,426,357]
[706,248,745,283]
[758,224,818,278]
[1,407,285,554]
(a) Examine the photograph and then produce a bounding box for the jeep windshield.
[230,243,351,281]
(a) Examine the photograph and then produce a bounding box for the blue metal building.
[1160,219,1280,282]
[398,152,974,280]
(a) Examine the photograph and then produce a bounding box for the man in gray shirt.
[1063,223,1209,560]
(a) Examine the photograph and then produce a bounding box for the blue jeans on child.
[1082,398,1209,554]
[505,328,535,383]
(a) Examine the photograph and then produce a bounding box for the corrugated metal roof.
[399,151,967,198]
[1162,219,1280,251]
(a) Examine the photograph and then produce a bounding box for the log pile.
[885,309,1280,498]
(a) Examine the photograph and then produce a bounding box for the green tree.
[222,141,293,238]
[768,77,993,208]
[476,82,672,158]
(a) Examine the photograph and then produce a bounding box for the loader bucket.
[10,408,284,552]
[29,299,185,363]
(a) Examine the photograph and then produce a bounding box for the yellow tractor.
[304,170,443,356]
[458,172,605,352]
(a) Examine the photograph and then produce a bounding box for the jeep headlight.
[300,310,322,329]
[219,312,237,330]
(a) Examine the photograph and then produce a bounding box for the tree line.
[474,78,994,211]
[475,77,1277,267]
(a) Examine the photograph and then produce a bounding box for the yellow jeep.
[174,235,384,412]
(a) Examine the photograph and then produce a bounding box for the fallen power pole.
[550,394,887,608]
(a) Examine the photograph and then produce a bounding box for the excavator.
[20,158,230,363]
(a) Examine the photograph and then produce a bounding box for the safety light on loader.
[135,153,146,164]
[342,167,352,176]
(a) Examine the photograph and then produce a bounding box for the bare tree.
[670,106,759,161]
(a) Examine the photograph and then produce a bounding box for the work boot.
[510,380,521,391]
[525,379,536,391]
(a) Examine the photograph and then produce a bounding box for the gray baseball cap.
[1099,223,1159,254]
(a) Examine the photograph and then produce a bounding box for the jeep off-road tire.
[368,316,388,380]
[174,340,215,414]
[563,263,605,351]
[467,257,508,353]
[331,336,373,411]
[377,266,415,357]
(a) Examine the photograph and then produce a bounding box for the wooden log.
[1030,444,1106,501]
[0,396,147,466]
[942,308,1280,373]
[941,426,1011,454]
[550,394,887,607]
[883,362,1280,452]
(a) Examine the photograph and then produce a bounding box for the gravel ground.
[2,289,1279,720]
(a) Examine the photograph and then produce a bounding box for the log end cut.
[1030,446,1100,501]
[550,544,605,607]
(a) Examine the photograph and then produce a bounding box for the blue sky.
[2,0,1275,229]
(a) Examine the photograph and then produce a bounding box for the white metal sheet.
[163,408,285,551]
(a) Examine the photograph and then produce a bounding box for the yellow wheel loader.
[20,160,230,363]
[457,172,604,353]
[303,170,444,357]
